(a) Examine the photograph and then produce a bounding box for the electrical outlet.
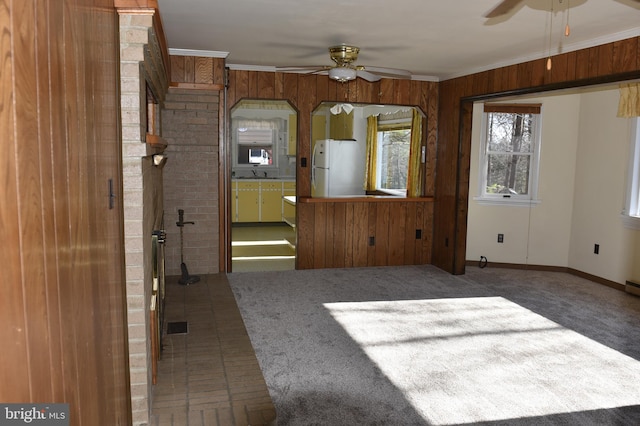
[369,236,375,246]
[497,233,504,243]
[415,229,422,239]
[594,244,599,254]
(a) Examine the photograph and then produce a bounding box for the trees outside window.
[378,126,411,190]
[478,104,542,205]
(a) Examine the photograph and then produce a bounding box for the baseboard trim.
[625,280,640,296]
[465,260,625,292]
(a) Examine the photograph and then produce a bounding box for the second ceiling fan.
[485,0,640,18]
[276,44,411,83]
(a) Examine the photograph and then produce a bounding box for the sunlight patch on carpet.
[325,296,640,425]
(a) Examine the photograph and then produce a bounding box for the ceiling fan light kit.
[329,66,357,82]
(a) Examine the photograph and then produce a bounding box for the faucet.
[263,171,268,178]
[251,168,257,177]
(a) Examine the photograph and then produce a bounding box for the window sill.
[621,214,640,230]
[376,188,407,197]
[473,196,541,207]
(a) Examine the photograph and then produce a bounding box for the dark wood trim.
[462,70,640,104]
[219,92,230,273]
[568,268,625,291]
[465,260,569,272]
[484,103,542,113]
[464,260,625,291]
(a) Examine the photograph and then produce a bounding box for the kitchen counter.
[282,196,296,228]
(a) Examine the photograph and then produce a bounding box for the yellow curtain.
[406,109,423,198]
[618,83,640,118]
[364,115,378,191]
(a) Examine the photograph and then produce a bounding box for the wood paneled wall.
[228,71,439,269]
[297,200,433,269]
[1,1,131,424]
[170,57,439,269]
[170,55,226,86]
[434,37,640,274]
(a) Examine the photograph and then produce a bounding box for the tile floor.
[149,274,276,426]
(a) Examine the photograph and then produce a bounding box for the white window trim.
[473,196,542,207]
[622,117,640,230]
[474,107,543,206]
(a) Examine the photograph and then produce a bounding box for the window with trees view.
[479,104,542,204]
[377,122,411,191]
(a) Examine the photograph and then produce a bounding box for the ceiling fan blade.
[484,0,522,18]
[361,66,412,80]
[356,69,381,82]
[275,65,328,72]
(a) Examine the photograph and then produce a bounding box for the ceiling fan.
[485,0,640,18]
[276,45,411,83]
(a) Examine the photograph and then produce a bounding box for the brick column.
[119,9,168,426]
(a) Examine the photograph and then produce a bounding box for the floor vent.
[625,281,640,296]
[166,321,188,335]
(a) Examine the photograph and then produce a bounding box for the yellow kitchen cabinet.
[260,181,283,222]
[236,181,260,222]
[231,181,238,222]
[288,114,297,155]
[329,110,353,140]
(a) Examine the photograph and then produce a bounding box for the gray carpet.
[228,265,640,425]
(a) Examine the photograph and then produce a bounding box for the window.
[476,103,542,205]
[623,117,640,228]
[376,121,411,191]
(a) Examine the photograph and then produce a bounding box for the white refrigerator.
[312,139,365,197]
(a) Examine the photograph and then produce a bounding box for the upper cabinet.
[329,111,354,139]
[329,110,353,140]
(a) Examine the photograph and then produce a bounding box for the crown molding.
[168,48,229,58]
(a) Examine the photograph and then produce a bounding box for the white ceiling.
[157,0,640,81]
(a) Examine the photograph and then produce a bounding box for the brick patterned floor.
[150,274,276,426]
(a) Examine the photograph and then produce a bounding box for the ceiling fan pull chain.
[565,0,571,36]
